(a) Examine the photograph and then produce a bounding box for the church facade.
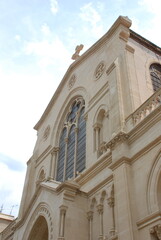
[1,16,161,240]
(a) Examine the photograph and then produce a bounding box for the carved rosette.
[94,61,106,80]
[68,74,76,90]
[43,125,51,141]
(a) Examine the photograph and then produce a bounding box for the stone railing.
[133,88,161,125]
[126,88,161,129]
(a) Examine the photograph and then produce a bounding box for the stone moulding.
[137,210,161,230]
[75,151,112,186]
[22,203,54,240]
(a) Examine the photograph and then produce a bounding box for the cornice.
[130,29,161,56]
[109,157,131,171]
[88,175,113,197]
[34,16,132,130]
[137,210,161,230]
[131,135,161,164]
[75,150,112,186]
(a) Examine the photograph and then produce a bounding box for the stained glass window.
[56,98,86,182]
[150,64,161,92]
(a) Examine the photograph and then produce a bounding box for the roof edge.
[130,29,161,55]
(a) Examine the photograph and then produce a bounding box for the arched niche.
[23,203,54,240]
[28,216,48,240]
[93,105,109,155]
[147,150,161,213]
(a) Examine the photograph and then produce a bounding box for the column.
[49,147,59,180]
[58,205,68,240]
[111,160,135,240]
[97,204,103,240]
[74,127,78,178]
[87,211,93,240]
[63,137,68,181]
[107,190,116,237]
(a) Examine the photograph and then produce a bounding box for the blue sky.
[0,0,160,217]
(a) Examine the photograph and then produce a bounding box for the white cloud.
[41,23,52,36]
[139,0,161,14]
[138,0,161,46]
[24,37,71,68]
[15,35,21,41]
[50,0,59,15]
[80,2,101,25]
[79,2,104,38]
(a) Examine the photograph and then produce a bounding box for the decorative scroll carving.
[150,225,161,240]
[71,44,84,60]
[99,132,129,152]
[94,61,106,80]
[68,74,76,90]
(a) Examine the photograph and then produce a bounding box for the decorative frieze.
[99,132,129,152]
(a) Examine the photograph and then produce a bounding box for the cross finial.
[71,44,84,60]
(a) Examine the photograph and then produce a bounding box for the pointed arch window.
[56,97,86,182]
[150,63,161,92]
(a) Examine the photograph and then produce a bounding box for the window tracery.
[56,97,86,182]
[150,63,161,92]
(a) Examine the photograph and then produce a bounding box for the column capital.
[51,147,59,155]
[74,127,79,133]
[87,211,93,220]
[97,204,103,214]
[107,196,114,208]
[93,123,102,130]
[59,205,68,214]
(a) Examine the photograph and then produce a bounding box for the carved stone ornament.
[68,74,76,90]
[43,125,50,141]
[94,61,106,80]
[150,224,161,240]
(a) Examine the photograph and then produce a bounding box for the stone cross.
[71,44,84,60]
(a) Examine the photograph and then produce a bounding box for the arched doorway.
[28,216,48,240]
